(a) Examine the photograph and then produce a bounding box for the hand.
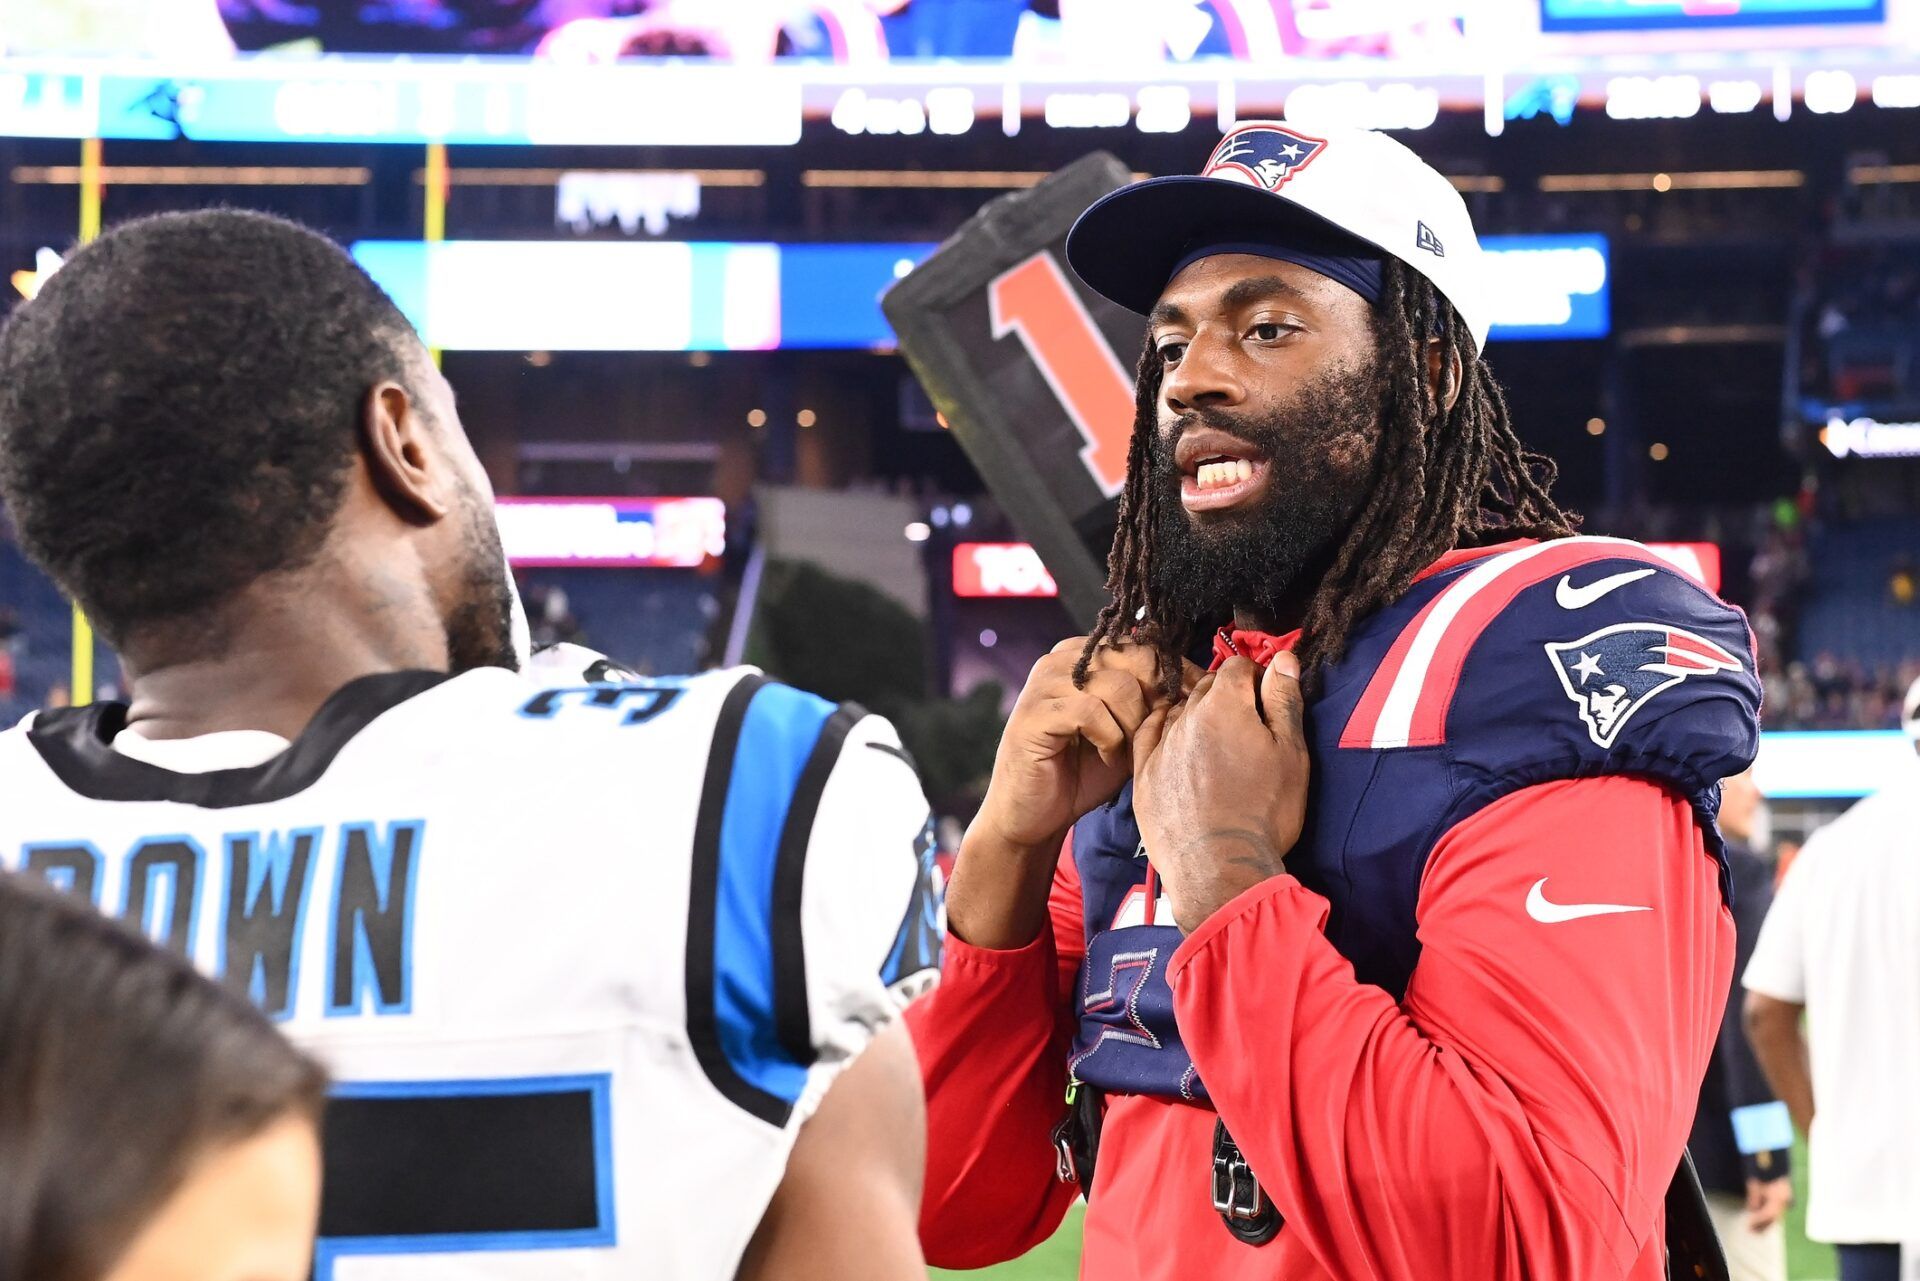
[1132,653,1309,934]
[1744,1176,1791,1232]
[974,638,1188,853]
[948,639,1195,949]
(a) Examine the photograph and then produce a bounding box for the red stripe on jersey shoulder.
[1340,539,1683,750]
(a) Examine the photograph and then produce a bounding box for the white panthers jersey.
[0,664,941,1280]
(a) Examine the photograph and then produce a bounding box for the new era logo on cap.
[1416,221,1445,257]
[1203,125,1327,192]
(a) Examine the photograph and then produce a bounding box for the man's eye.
[1250,322,1289,341]
[1157,341,1187,366]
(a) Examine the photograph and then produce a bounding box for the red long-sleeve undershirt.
[908,775,1733,1280]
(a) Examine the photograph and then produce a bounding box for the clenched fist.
[948,638,1197,950]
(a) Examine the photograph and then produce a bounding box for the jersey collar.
[26,669,451,809]
[1210,539,1541,669]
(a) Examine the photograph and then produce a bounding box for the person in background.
[0,871,328,1281]
[1689,769,1792,1281]
[1743,675,1920,1281]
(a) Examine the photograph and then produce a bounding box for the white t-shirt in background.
[1743,762,1920,1245]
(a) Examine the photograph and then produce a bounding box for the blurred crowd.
[1796,240,1920,407]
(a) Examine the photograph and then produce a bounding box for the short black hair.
[0,209,422,646]
[0,872,328,1281]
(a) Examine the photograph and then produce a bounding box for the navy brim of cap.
[1065,174,1381,316]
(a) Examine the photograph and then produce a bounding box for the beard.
[442,490,522,674]
[1145,356,1384,634]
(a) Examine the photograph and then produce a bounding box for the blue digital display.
[0,66,802,147]
[1481,234,1610,343]
[351,235,1608,352]
[1540,0,1883,31]
[349,241,936,352]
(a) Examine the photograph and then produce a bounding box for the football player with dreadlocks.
[907,126,1762,1280]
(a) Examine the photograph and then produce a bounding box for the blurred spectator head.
[0,873,327,1281]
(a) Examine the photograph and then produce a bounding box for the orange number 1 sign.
[987,251,1135,497]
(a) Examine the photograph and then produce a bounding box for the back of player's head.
[0,872,328,1281]
[0,209,424,646]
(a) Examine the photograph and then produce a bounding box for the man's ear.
[1424,337,1464,413]
[360,381,451,525]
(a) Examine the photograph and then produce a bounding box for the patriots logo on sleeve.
[1203,124,1327,192]
[1546,623,1744,749]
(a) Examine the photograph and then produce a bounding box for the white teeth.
[1194,459,1255,490]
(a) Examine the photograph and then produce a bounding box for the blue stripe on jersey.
[714,682,837,1106]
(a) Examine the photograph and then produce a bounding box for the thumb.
[1259,650,1305,742]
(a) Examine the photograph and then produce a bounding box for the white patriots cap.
[1066,123,1494,354]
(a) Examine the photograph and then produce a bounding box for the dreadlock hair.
[1076,257,1579,700]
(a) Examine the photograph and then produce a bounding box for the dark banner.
[883,151,1147,630]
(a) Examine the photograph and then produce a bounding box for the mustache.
[1158,406,1285,467]
[1170,406,1262,438]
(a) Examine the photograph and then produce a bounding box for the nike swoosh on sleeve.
[1525,878,1651,923]
[1554,568,1658,610]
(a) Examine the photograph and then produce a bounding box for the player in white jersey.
[0,209,938,1281]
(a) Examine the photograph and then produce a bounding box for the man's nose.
[1162,333,1245,416]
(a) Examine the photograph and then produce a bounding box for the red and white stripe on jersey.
[1339,537,1690,751]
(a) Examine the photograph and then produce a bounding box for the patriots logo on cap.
[1546,623,1743,749]
[1203,124,1328,192]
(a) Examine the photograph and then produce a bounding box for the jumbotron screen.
[1,1,1466,62]
[2,0,1916,144]
[1540,0,1884,31]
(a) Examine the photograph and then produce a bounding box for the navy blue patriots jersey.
[1067,537,1762,1104]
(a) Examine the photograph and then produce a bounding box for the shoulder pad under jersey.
[1338,536,1760,798]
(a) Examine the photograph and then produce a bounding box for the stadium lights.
[1537,170,1804,192]
[1134,85,1193,134]
[905,522,932,543]
[1871,75,1920,109]
[1851,163,1920,184]
[1822,415,1920,459]
[1603,75,1701,120]
[1286,81,1439,132]
[1707,80,1764,114]
[413,167,763,188]
[10,247,62,301]
[805,169,1082,189]
[1043,91,1133,129]
[11,165,371,186]
[1803,69,1858,115]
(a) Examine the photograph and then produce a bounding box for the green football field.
[936,1138,1834,1280]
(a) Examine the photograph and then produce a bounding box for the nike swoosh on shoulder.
[1555,567,1657,609]
[1525,878,1651,924]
